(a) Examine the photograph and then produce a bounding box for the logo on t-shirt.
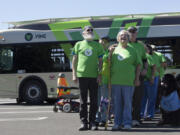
[117,54,124,61]
[84,49,93,56]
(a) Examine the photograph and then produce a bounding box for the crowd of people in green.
[71,25,168,131]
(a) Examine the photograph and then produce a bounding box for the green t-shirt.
[145,53,155,80]
[152,51,166,77]
[128,42,146,67]
[111,43,141,86]
[72,40,104,78]
[101,50,109,84]
[154,52,166,78]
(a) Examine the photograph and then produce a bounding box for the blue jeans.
[141,76,159,118]
[96,85,108,122]
[96,84,115,122]
[112,85,134,126]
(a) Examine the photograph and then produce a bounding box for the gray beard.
[83,34,94,41]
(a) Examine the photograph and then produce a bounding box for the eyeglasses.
[127,26,137,33]
[86,29,93,32]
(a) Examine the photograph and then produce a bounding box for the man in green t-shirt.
[141,45,166,120]
[72,26,104,131]
[140,44,156,119]
[151,47,166,79]
[151,45,167,113]
[127,26,148,126]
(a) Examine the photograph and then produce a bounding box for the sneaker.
[89,123,98,130]
[132,120,140,126]
[79,124,88,131]
[108,119,113,124]
[123,125,132,130]
[144,115,152,121]
[99,121,106,127]
[111,125,120,131]
[144,117,152,121]
[111,114,114,119]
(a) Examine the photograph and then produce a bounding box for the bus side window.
[51,47,71,72]
[0,48,14,72]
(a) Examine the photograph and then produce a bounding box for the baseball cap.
[100,36,110,41]
[127,26,137,33]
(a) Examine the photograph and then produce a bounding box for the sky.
[1,0,180,29]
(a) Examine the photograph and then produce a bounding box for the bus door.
[0,47,17,98]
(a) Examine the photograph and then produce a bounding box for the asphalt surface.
[0,98,180,135]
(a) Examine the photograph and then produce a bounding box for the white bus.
[1,13,180,104]
[0,23,76,104]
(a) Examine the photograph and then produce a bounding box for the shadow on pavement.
[96,125,180,132]
[119,128,180,132]
[95,115,180,132]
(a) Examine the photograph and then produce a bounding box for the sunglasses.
[129,30,137,34]
[129,28,138,33]
[86,29,93,32]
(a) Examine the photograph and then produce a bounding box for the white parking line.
[0,111,52,114]
[0,106,52,110]
[0,117,48,122]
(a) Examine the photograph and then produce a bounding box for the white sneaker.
[132,120,140,126]
[123,125,132,130]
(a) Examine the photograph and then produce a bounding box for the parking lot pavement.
[0,98,16,104]
[0,98,180,135]
[0,99,52,122]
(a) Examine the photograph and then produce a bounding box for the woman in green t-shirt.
[109,30,141,130]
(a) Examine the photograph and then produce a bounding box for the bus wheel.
[23,80,45,104]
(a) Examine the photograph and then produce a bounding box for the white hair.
[116,30,129,42]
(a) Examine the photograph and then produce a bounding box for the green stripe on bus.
[51,31,68,41]
[49,20,91,30]
[49,20,90,41]
[108,18,124,39]
[70,32,83,41]
[137,16,155,38]
[124,22,138,30]
[49,20,99,41]
[60,43,73,60]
